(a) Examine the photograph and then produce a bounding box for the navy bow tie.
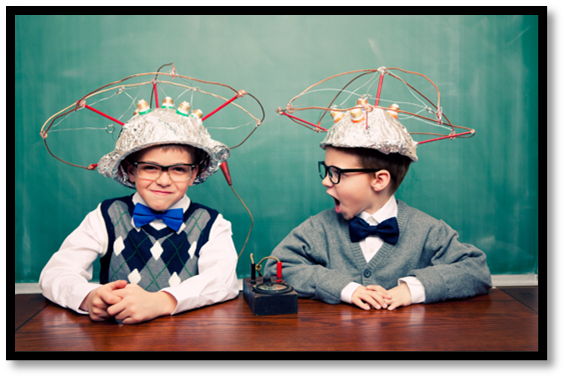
[349,216,399,244]
[133,203,184,231]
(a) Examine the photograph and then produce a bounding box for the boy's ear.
[123,161,136,183]
[370,170,391,193]
[187,164,199,187]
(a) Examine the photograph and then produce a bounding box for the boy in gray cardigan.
[265,102,492,311]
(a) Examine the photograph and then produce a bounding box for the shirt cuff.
[70,282,103,314]
[340,282,362,303]
[399,276,426,304]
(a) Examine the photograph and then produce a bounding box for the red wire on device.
[276,262,282,282]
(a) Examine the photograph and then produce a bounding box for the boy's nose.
[322,174,333,188]
[155,170,172,185]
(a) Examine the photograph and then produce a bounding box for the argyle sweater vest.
[99,196,219,292]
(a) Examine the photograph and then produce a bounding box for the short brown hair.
[332,146,412,194]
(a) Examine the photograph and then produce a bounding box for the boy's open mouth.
[333,197,341,213]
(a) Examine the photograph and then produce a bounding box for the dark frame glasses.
[133,161,197,181]
[318,161,395,184]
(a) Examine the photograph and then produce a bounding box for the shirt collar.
[359,195,397,225]
[132,192,190,213]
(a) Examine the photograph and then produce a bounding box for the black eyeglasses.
[318,161,394,185]
[133,162,197,181]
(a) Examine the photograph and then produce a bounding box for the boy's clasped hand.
[80,280,177,324]
[352,283,412,311]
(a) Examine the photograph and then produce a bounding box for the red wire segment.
[416,130,475,145]
[198,91,242,186]
[202,94,239,122]
[84,104,125,126]
[220,161,232,186]
[153,82,159,107]
[280,111,328,132]
[375,72,384,107]
[276,261,282,282]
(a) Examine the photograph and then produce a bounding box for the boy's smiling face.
[126,146,197,211]
[322,146,383,221]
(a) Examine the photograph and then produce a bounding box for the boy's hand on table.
[352,285,391,310]
[107,283,178,324]
[383,282,412,310]
[80,280,127,321]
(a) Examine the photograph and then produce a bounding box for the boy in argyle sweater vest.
[40,107,239,324]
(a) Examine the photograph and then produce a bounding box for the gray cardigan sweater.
[265,200,492,305]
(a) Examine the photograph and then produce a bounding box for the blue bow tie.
[133,203,184,231]
[349,216,399,244]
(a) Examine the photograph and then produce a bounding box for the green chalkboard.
[15,14,541,284]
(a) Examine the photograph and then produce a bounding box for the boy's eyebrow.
[140,161,194,166]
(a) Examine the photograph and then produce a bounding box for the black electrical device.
[243,261,298,316]
[243,276,298,316]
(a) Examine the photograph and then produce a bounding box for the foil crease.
[97,108,230,188]
[320,108,418,162]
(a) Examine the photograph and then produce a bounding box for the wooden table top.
[13,287,542,358]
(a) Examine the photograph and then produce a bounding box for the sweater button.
[364,269,371,278]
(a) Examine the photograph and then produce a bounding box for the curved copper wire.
[41,70,265,170]
[280,67,472,142]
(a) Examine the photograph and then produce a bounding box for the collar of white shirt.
[358,195,398,226]
[131,193,190,232]
[356,195,398,264]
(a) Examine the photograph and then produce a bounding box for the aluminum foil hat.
[40,64,265,189]
[97,106,230,188]
[320,102,418,162]
[277,67,475,161]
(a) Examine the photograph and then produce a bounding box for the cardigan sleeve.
[265,215,355,304]
[407,219,492,303]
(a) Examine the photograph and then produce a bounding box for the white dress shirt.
[340,195,426,305]
[39,193,239,315]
